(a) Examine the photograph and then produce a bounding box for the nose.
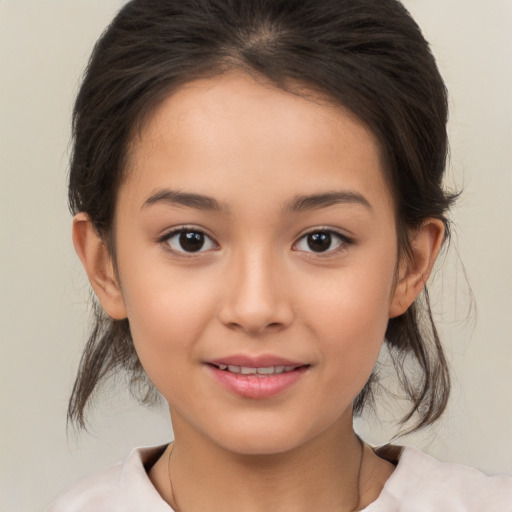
[216,249,294,335]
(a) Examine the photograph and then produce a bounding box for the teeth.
[257,367,275,375]
[217,364,298,375]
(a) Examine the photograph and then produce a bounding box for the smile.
[215,364,299,375]
[206,357,309,399]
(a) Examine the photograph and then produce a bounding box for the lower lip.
[207,365,308,399]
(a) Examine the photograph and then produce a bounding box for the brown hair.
[68,0,455,431]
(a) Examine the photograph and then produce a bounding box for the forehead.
[124,72,392,212]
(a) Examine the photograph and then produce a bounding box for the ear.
[389,219,445,318]
[72,212,127,320]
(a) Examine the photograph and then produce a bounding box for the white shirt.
[47,444,512,511]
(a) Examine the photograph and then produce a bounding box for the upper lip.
[207,354,307,368]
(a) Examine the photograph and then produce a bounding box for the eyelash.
[293,229,353,255]
[158,226,218,255]
[158,227,352,256]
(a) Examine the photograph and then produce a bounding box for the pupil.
[179,231,204,252]
[307,232,331,252]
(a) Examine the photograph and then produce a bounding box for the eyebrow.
[142,189,228,213]
[286,191,372,212]
[142,188,372,214]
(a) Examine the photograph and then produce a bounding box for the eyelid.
[158,225,219,254]
[293,227,353,254]
[156,225,352,256]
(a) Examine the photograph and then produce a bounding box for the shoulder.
[367,446,512,512]
[46,445,172,512]
[46,461,123,512]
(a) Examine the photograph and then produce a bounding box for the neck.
[150,413,375,512]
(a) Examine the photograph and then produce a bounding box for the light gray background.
[1,1,511,511]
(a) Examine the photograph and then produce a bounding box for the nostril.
[216,292,294,334]
[223,320,287,334]
[225,322,243,331]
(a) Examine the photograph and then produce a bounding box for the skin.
[73,72,444,511]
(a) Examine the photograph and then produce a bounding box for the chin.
[213,431,308,456]
[201,412,334,457]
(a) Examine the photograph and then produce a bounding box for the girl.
[48,0,512,510]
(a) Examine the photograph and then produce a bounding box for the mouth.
[209,363,307,375]
[205,357,310,398]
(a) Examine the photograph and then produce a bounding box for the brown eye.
[179,231,205,252]
[164,229,216,253]
[294,230,347,254]
[307,232,332,252]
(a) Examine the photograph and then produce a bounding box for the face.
[111,73,401,454]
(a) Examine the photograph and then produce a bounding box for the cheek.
[302,257,396,386]
[119,264,221,390]
[317,293,388,377]
[311,305,386,416]
[304,257,395,338]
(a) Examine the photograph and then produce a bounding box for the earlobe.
[72,213,127,320]
[389,219,445,318]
